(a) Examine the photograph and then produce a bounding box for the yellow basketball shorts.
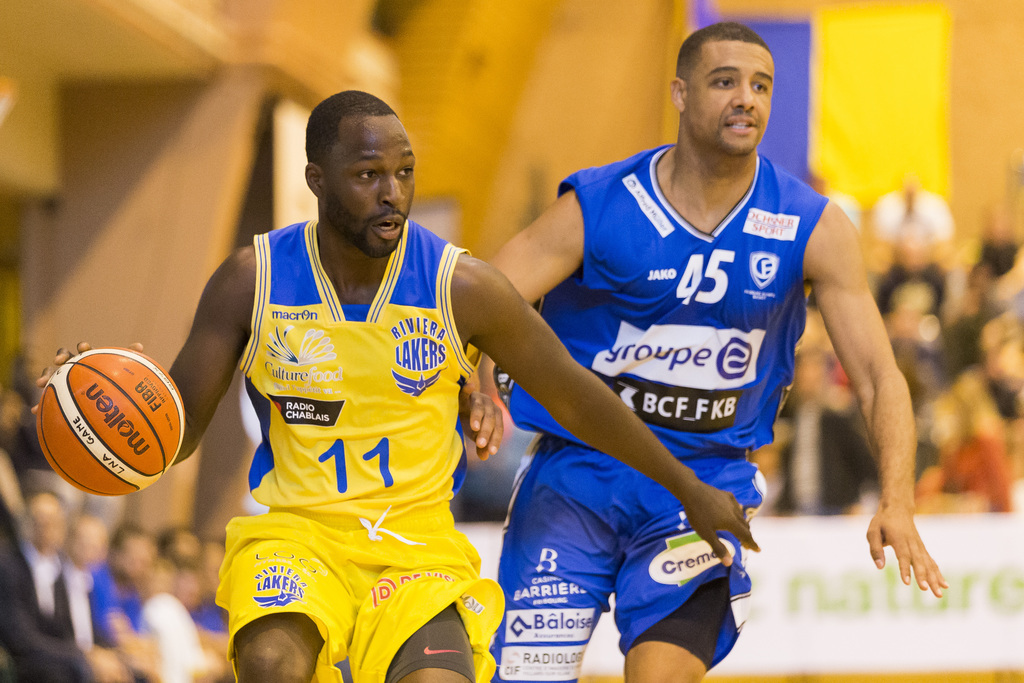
[216,508,503,683]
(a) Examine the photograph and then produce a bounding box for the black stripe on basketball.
[75,362,169,471]
[40,384,140,494]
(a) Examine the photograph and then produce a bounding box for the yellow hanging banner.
[811,3,951,206]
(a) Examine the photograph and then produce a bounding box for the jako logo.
[647,268,677,281]
[649,533,736,586]
[84,384,149,455]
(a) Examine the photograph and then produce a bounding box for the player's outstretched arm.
[489,190,586,304]
[168,246,256,463]
[32,248,255,466]
[806,201,947,597]
[451,255,758,562]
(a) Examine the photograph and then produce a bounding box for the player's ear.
[670,78,686,114]
[305,163,324,198]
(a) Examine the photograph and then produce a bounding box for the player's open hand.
[867,504,947,598]
[680,479,760,567]
[459,384,504,461]
[33,342,144,414]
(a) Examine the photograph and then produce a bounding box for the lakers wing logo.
[267,326,337,366]
[392,370,441,397]
[391,315,449,397]
[253,564,307,608]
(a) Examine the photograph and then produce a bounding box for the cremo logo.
[649,533,735,586]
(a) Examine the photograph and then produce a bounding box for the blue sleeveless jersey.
[508,147,828,459]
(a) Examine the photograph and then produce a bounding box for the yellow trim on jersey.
[241,232,271,376]
[305,221,343,322]
[437,244,476,376]
[368,223,408,324]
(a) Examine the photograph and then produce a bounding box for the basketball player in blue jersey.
[38,91,757,683]
[488,22,948,683]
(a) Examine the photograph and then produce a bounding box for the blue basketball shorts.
[489,436,765,682]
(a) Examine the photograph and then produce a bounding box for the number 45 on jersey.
[677,249,735,305]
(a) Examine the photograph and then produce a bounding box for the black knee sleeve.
[386,604,475,683]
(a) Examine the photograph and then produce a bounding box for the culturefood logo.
[267,326,336,366]
[264,326,343,394]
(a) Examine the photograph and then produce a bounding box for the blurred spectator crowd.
[0,372,233,682]
[756,174,1024,518]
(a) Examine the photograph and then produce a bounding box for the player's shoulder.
[219,242,257,278]
[449,251,525,312]
[451,252,500,292]
[560,145,669,195]
[448,252,524,342]
[203,242,258,311]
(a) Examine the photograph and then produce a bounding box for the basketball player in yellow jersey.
[41,91,757,683]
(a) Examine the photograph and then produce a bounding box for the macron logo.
[742,208,799,241]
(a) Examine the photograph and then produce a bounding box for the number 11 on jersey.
[318,437,394,493]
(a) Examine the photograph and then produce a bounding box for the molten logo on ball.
[85,384,150,455]
[36,347,184,496]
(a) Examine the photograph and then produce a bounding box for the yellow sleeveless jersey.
[238,220,479,520]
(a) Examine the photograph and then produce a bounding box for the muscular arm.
[169,246,255,463]
[806,203,915,511]
[489,190,586,302]
[452,255,757,560]
[806,201,945,595]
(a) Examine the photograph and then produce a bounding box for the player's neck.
[658,143,758,235]
[315,221,390,305]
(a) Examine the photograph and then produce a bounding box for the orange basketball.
[35,347,184,496]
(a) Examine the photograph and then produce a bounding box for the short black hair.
[676,22,772,79]
[306,90,398,164]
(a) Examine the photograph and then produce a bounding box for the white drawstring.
[359,505,425,546]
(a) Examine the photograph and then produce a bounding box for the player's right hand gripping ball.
[36,348,184,495]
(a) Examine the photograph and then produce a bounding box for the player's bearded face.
[685,40,774,156]
[324,115,415,259]
[323,189,407,259]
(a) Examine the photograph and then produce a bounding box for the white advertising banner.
[460,514,1024,675]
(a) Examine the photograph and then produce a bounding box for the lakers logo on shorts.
[253,564,308,608]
